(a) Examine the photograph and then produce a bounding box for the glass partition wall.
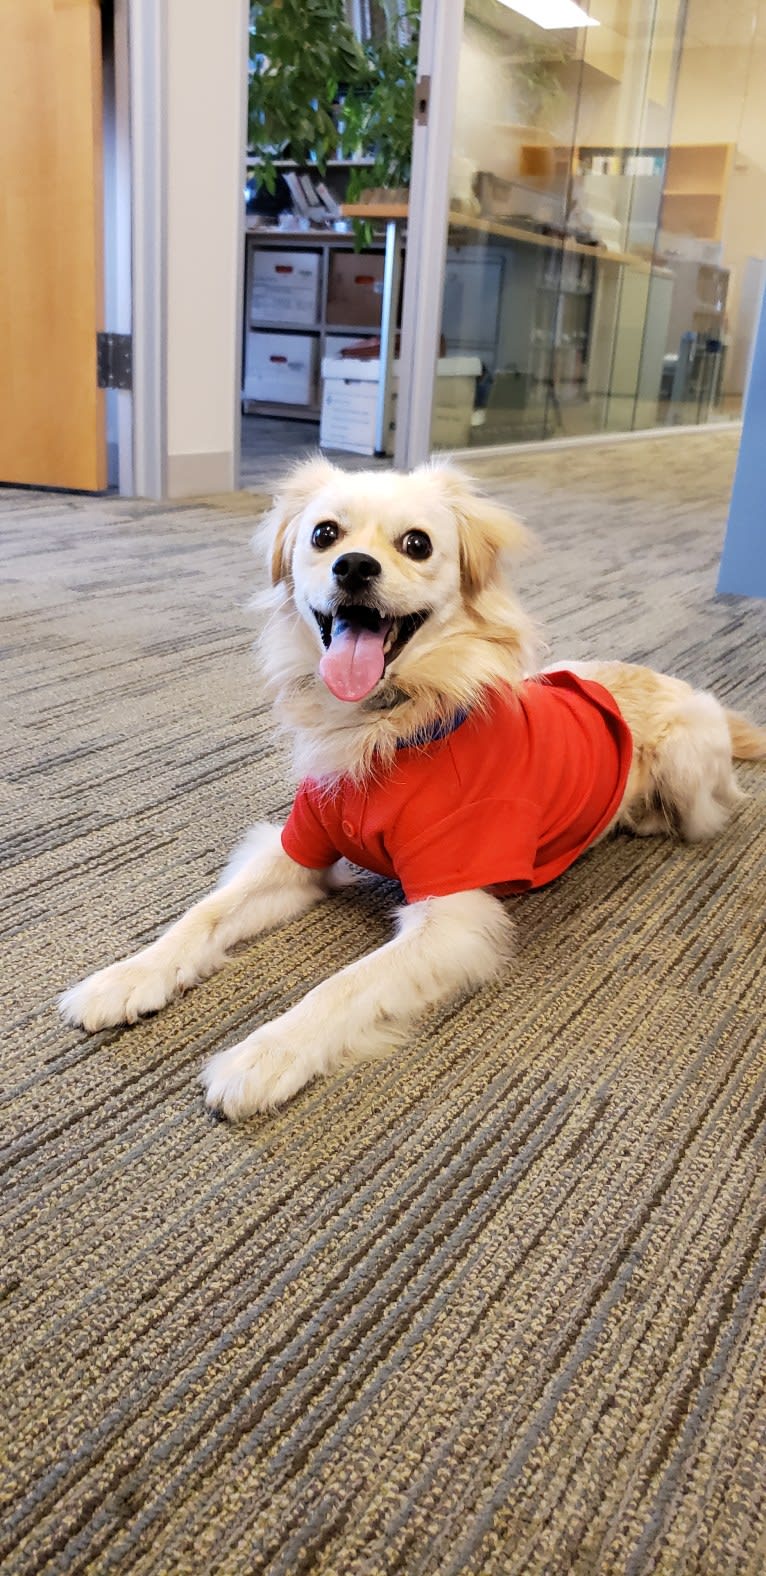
[410,0,766,457]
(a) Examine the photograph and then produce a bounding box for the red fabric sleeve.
[392,796,541,902]
[281,784,341,871]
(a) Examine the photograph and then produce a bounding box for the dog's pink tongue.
[319,622,388,702]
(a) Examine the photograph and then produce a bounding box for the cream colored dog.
[61,458,765,1118]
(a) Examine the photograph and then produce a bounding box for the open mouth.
[312,602,429,702]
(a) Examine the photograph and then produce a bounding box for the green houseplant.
[341,0,420,204]
[249,0,420,233]
[248,0,366,192]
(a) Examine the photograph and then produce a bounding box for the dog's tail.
[726,709,766,760]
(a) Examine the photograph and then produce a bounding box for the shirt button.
[342,819,355,837]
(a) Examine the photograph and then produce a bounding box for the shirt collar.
[396,708,469,750]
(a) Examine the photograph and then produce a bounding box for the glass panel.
[583,0,685,435]
[658,0,766,428]
[439,0,592,447]
[429,0,766,452]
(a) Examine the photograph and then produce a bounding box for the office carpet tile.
[2,427,766,1574]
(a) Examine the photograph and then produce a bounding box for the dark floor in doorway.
[240,413,390,489]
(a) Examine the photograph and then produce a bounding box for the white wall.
[165,0,247,496]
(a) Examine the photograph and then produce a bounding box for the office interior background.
[4,5,766,1571]
[242,0,766,474]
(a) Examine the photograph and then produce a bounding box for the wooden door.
[0,0,107,491]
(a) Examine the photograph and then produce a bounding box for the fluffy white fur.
[60,457,766,1118]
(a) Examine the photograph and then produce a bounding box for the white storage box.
[320,356,481,454]
[244,331,317,405]
[250,249,320,327]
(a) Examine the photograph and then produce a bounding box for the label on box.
[245,331,317,404]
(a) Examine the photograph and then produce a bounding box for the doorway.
[240,1,420,485]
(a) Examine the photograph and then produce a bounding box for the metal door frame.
[393,0,465,470]
[127,0,167,498]
[103,0,136,495]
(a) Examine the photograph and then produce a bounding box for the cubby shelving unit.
[242,231,390,420]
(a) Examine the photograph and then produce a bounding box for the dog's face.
[264,457,529,706]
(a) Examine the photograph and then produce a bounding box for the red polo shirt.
[281,670,633,902]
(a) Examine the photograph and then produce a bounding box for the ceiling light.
[498,0,600,28]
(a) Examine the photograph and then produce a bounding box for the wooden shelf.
[249,318,380,336]
[662,144,733,240]
[341,202,409,221]
[447,212,661,273]
[524,142,734,245]
[246,157,375,169]
[546,144,667,178]
[341,203,663,273]
[249,319,322,334]
[245,228,381,246]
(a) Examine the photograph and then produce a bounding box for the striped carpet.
[2,428,766,1575]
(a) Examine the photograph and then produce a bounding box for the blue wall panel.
[718,285,766,597]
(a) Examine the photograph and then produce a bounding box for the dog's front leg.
[201,888,513,1119]
[60,824,333,1032]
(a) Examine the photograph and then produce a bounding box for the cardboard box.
[250,249,320,327]
[320,356,481,454]
[244,331,317,404]
[325,334,379,357]
[326,252,385,328]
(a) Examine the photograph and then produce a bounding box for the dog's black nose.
[331,551,381,593]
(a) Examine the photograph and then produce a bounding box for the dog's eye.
[401,530,432,561]
[311,520,339,550]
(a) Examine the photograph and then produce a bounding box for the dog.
[60,457,766,1118]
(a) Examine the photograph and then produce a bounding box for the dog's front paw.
[60,945,188,1031]
[201,1024,311,1120]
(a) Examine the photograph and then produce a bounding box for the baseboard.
[167,450,235,498]
[446,419,742,467]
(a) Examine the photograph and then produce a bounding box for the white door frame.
[127,0,168,498]
[103,0,137,495]
[393,0,465,471]
[125,0,248,500]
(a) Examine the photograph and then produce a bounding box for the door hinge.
[97,332,133,391]
[415,74,430,126]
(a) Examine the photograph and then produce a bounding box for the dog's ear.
[263,456,340,586]
[424,463,530,595]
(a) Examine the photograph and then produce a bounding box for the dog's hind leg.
[60,824,333,1032]
[201,888,514,1119]
[570,660,761,845]
[620,688,746,843]
[660,690,746,841]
